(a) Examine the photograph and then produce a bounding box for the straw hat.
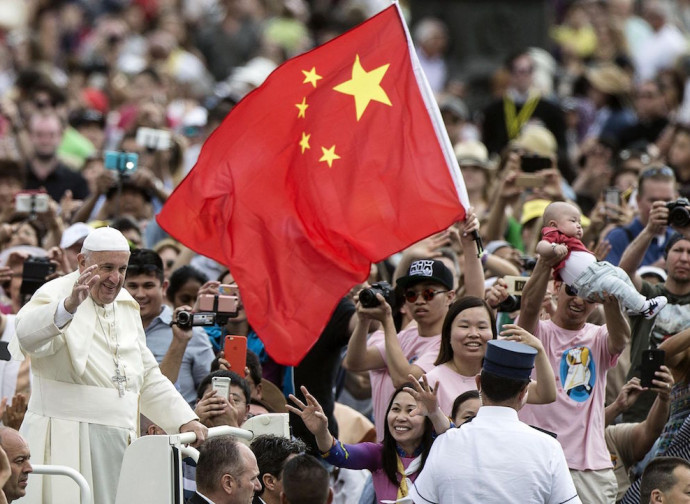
[586,64,632,95]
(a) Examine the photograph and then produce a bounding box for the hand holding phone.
[224,335,247,378]
[212,376,231,400]
[640,349,665,388]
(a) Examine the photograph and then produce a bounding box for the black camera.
[175,311,216,330]
[520,154,552,173]
[496,295,521,312]
[359,281,393,308]
[20,256,56,296]
[666,198,690,227]
[521,255,537,271]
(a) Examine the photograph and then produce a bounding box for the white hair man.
[11,227,207,504]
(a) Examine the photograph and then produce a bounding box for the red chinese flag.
[157,5,468,365]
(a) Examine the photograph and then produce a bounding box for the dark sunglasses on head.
[404,288,448,303]
[641,166,674,178]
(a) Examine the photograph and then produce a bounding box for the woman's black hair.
[435,296,496,366]
[166,265,209,303]
[450,390,480,420]
[381,384,434,488]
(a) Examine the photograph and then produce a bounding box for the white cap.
[636,266,667,282]
[60,222,92,249]
[82,227,130,252]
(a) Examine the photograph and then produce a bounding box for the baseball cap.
[59,222,92,249]
[396,259,453,291]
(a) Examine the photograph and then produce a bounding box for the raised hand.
[404,374,439,417]
[286,385,329,436]
[2,393,27,430]
[500,324,544,352]
[64,264,100,313]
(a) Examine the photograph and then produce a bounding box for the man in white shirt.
[409,340,580,504]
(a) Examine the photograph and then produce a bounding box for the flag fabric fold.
[157,4,468,365]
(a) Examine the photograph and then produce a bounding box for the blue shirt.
[604,217,674,266]
[145,305,215,405]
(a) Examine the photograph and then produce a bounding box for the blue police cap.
[483,340,537,380]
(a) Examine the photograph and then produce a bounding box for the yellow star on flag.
[299,132,311,154]
[295,97,309,118]
[302,67,323,88]
[333,55,391,121]
[319,145,340,168]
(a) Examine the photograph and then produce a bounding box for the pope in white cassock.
[10,227,207,504]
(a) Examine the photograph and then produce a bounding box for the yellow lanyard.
[503,91,541,140]
[396,454,408,499]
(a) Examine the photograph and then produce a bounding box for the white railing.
[32,464,93,504]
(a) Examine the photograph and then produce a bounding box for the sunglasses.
[404,288,448,303]
[641,166,674,178]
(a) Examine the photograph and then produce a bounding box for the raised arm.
[602,293,630,356]
[659,326,690,372]
[342,301,386,372]
[457,208,484,298]
[631,367,674,461]
[404,374,451,434]
[517,255,561,334]
[500,324,557,404]
[618,201,668,290]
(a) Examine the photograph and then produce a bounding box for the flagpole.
[392,1,471,211]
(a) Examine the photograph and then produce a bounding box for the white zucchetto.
[81,227,130,252]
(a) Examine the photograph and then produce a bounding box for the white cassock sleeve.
[137,325,198,434]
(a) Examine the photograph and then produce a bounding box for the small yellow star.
[295,97,309,118]
[302,67,323,88]
[319,145,340,168]
[299,132,311,154]
[333,55,391,121]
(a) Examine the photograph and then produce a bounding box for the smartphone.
[224,335,247,378]
[515,174,546,188]
[198,294,239,313]
[640,349,665,388]
[136,127,172,151]
[605,187,622,207]
[211,376,231,399]
[503,275,529,296]
[15,192,49,213]
[520,154,552,173]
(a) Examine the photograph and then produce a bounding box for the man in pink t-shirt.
[343,259,455,441]
[517,253,630,504]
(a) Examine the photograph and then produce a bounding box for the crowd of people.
[0,0,690,503]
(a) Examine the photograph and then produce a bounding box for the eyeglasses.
[404,288,448,303]
[641,166,674,178]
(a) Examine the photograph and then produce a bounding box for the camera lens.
[359,288,379,308]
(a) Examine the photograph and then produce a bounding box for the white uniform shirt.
[409,406,580,504]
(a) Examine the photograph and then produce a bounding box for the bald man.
[536,201,667,318]
[0,427,31,503]
[11,227,206,504]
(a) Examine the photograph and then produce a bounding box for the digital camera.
[666,198,690,227]
[359,281,393,308]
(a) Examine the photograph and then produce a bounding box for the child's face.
[552,207,583,239]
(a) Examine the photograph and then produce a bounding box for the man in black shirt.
[24,112,89,202]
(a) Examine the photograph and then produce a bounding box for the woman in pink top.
[425,296,558,416]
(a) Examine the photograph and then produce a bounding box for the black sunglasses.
[404,288,448,303]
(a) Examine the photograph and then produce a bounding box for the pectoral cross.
[112,367,127,398]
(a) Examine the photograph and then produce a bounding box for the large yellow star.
[333,55,391,121]
[299,132,311,154]
[302,67,322,88]
[319,145,340,168]
[295,97,309,118]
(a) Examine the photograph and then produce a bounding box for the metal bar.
[32,464,93,504]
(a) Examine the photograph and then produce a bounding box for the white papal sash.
[28,375,138,430]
